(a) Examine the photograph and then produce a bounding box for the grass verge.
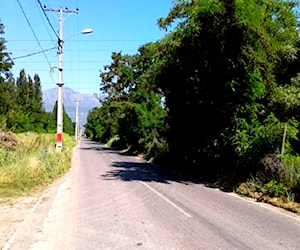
[0,133,77,203]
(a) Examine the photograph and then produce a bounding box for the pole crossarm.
[43,7,79,14]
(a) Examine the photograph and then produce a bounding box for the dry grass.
[237,182,300,214]
[0,133,76,202]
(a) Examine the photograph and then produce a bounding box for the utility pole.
[43,6,79,151]
[75,101,80,140]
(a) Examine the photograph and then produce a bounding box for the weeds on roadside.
[236,154,300,214]
[0,133,76,202]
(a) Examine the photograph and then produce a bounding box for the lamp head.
[81,28,93,34]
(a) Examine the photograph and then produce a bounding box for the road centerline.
[141,181,192,218]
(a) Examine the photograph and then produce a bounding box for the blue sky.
[1,0,174,94]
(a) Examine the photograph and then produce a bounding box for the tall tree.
[31,74,48,131]
[156,0,299,176]
[86,0,300,181]
[16,69,30,111]
[0,21,13,82]
[94,47,167,156]
[47,101,75,136]
[0,21,14,126]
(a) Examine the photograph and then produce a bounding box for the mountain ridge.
[42,87,100,125]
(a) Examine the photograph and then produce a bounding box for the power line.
[12,60,110,63]
[36,0,59,39]
[34,1,54,40]
[13,69,102,72]
[7,39,152,42]
[16,0,52,68]
[34,0,57,59]
[11,49,137,53]
[12,46,57,60]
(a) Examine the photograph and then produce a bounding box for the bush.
[260,154,285,182]
[282,155,300,201]
[263,180,286,197]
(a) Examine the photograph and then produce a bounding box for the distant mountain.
[42,87,100,125]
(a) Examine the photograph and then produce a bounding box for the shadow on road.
[81,139,221,188]
[79,140,126,155]
[101,161,191,184]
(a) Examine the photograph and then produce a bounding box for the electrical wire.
[36,0,59,39]
[7,39,151,42]
[12,46,57,60]
[16,0,52,69]
[34,0,57,57]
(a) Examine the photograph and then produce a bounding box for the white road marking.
[141,181,192,218]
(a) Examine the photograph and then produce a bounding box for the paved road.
[6,139,300,249]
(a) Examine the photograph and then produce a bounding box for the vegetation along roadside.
[0,131,76,203]
[85,1,300,214]
[1,0,300,216]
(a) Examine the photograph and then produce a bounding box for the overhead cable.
[16,0,52,68]
[36,0,59,39]
[12,46,57,60]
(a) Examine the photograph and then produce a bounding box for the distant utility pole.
[43,6,79,151]
[75,101,80,141]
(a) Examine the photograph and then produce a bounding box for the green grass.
[0,133,77,202]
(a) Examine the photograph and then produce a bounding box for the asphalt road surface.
[5,139,300,249]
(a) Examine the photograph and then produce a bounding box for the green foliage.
[152,0,300,177]
[270,74,300,122]
[86,48,168,158]
[46,101,75,136]
[63,106,75,136]
[84,0,300,191]
[281,155,300,199]
[134,97,168,158]
[263,180,287,198]
[0,68,49,133]
[236,153,300,203]
[0,21,16,129]
[237,177,287,198]
[84,104,119,142]
[106,135,121,148]
[0,23,51,134]
[230,114,299,170]
[0,21,13,82]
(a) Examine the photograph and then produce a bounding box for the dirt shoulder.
[0,194,42,248]
[0,174,68,249]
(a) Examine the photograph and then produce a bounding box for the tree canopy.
[85,0,300,182]
[0,21,74,135]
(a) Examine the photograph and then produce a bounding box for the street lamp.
[81,28,93,34]
[55,23,93,151]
